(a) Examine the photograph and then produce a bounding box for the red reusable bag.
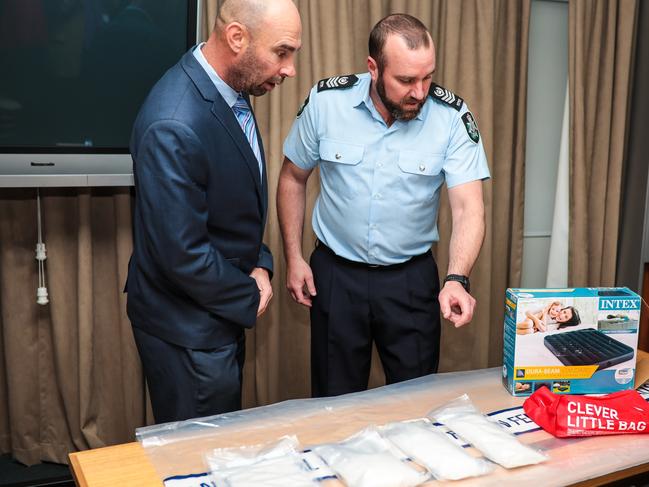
[523,386,649,438]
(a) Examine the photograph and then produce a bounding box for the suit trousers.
[132,327,245,423]
[309,243,441,397]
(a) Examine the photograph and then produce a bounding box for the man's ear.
[224,22,249,54]
[367,56,379,81]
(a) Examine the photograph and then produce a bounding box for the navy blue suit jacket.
[126,49,272,349]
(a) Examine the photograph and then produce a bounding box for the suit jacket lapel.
[181,51,263,202]
[209,98,264,199]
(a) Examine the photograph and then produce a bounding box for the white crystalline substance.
[206,436,318,487]
[206,435,300,469]
[214,455,317,487]
[316,448,424,487]
[430,395,547,469]
[381,420,493,480]
[312,428,426,487]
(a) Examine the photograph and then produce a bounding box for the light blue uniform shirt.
[283,73,490,265]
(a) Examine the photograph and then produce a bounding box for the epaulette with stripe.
[429,83,464,111]
[317,74,359,92]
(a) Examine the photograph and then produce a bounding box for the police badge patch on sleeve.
[462,112,480,143]
[296,93,309,117]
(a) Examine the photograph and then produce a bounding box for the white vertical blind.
[546,82,570,287]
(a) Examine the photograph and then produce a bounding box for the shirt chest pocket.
[397,150,445,203]
[318,139,365,199]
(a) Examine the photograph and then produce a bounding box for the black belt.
[315,239,432,270]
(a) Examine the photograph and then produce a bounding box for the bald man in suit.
[126,0,302,423]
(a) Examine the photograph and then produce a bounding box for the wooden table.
[69,435,649,487]
[70,442,158,487]
[70,353,649,487]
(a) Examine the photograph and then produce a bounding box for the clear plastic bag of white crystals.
[311,427,427,487]
[205,435,319,487]
[380,419,494,480]
[429,394,547,469]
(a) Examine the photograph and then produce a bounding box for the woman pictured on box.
[516,303,581,334]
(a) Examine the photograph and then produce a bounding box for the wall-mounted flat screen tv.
[0,0,200,187]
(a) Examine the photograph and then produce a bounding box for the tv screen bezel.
[0,0,202,188]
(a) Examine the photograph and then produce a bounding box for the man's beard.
[228,47,284,97]
[376,72,426,121]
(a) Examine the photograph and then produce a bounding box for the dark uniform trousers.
[310,242,441,397]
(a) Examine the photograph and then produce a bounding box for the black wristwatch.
[444,274,470,293]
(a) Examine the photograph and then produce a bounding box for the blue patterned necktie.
[232,95,263,177]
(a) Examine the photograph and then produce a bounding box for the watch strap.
[444,274,470,293]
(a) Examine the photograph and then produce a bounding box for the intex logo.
[599,299,640,310]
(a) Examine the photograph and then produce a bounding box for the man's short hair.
[369,14,431,70]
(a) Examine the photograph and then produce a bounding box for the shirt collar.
[355,73,426,122]
[192,43,240,108]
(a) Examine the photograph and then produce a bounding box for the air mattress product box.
[502,287,641,396]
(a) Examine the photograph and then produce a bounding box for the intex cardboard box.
[503,287,641,396]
